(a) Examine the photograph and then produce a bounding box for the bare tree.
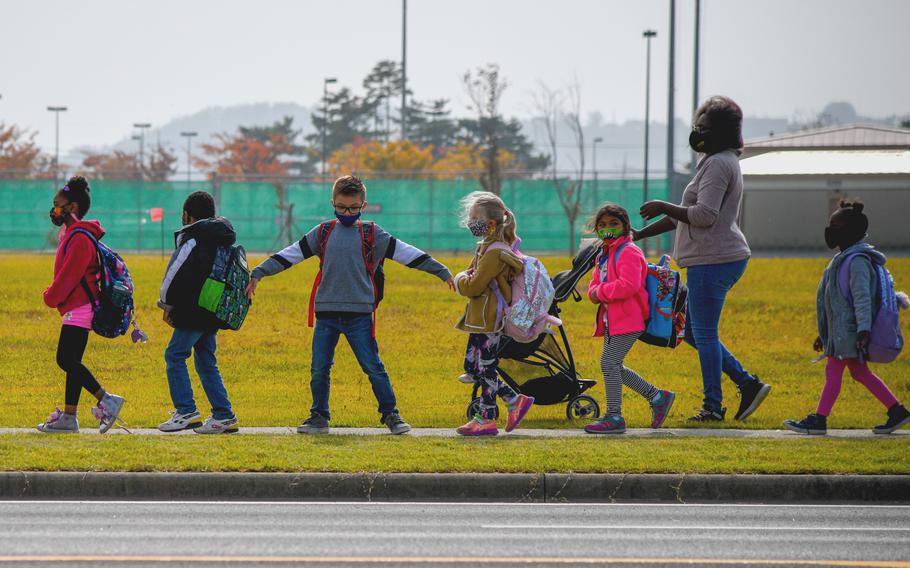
[463,64,507,195]
[532,77,586,255]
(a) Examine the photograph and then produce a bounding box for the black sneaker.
[735,377,772,421]
[873,404,910,435]
[297,413,330,434]
[688,407,726,422]
[783,413,827,435]
[382,412,411,435]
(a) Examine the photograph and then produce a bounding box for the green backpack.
[197,245,252,330]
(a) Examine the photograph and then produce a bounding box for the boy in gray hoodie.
[246,175,453,434]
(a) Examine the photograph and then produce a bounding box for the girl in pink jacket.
[585,203,675,434]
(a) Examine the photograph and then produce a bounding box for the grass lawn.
[2,253,909,473]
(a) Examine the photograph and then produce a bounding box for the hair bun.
[66,175,90,194]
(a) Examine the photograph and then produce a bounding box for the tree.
[0,123,43,178]
[306,87,374,170]
[145,145,178,181]
[462,64,508,194]
[362,60,407,142]
[197,117,302,179]
[405,98,459,157]
[431,142,517,179]
[81,150,140,179]
[901,120,910,129]
[328,139,434,178]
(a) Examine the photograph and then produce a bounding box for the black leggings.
[57,325,102,406]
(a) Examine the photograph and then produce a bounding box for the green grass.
[2,253,909,473]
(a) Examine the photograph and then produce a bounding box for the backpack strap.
[837,252,873,303]
[597,242,630,283]
[62,228,101,311]
[359,221,379,337]
[307,220,337,328]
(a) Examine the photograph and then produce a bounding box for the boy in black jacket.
[157,191,238,434]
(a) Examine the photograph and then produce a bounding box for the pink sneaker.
[505,395,535,432]
[456,416,499,436]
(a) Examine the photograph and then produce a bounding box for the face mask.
[825,226,863,250]
[468,219,491,237]
[335,211,361,227]
[596,227,623,241]
[49,205,69,226]
[689,128,710,153]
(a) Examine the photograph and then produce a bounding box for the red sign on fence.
[149,207,164,222]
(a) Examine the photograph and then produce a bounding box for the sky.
[2,0,909,154]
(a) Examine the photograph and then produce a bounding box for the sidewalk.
[1,427,907,438]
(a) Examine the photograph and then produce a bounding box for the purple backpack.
[837,253,904,363]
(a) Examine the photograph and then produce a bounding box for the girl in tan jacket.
[454,192,534,436]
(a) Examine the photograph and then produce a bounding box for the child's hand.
[446,277,456,292]
[588,286,599,304]
[813,336,823,352]
[245,277,259,300]
[162,309,175,329]
[856,331,871,352]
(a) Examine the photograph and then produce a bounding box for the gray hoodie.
[817,240,886,359]
[251,220,451,315]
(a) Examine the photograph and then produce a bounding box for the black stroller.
[466,243,603,422]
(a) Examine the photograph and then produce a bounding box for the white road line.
[481,524,910,532]
[0,500,908,508]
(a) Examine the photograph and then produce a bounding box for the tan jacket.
[454,240,524,333]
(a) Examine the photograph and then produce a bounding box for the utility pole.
[642,30,657,204]
[133,123,151,252]
[47,106,67,184]
[401,0,408,139]
[666,0,677,188]
[322,77,337,182]
[181,131,198,185]
[691,0,701,175]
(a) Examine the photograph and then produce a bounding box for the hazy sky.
[3,0,908,153]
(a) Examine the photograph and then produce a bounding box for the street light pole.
[642,30,657,204]
[180,131,198,186]
[47,106,67,184]
[401,0,407,140]
[133,123,151,252]
[133,123,151,176]
[322,77,337,182]
[592,137,603,194]
[691,0,701,175]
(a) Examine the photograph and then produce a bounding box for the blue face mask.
[335,211,361,227]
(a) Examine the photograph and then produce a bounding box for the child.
[246,175,453,435]
[785,200,910,435]
[38,176,126,433]
[453,191,535,436]
[584,203,675,434]
[158,191,239,434]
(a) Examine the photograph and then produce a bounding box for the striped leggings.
[600,331,658,416]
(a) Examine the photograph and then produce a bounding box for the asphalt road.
[0,501,907,567]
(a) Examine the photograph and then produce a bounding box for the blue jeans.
[164,328,234,420]
[311,314,397,420]
[683,259,754,412]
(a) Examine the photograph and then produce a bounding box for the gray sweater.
[251,220,451,314]
[671,149,751,268]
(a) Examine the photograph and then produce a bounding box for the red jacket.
[587,235,650,337]
[43,220,104,315]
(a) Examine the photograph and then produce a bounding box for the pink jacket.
[587,235,650,337]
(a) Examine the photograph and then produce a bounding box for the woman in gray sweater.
[634,96,771,423]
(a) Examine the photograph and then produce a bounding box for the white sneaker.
[458,373,476,384]
[158,410,203,432]
[194,416,239,434]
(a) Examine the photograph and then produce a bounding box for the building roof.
[744,124,910,151]
[740,150,910,176]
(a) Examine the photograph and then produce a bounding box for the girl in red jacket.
[585,203,675,434]
[38,176,125,433]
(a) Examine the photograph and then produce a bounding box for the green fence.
[1,178,670,254]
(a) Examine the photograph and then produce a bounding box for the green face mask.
[596,227,623,240]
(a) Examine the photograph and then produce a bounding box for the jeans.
[683,259,753,412]
[311,314,397,420]
[165,328,234,420]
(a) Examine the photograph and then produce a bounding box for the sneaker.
[457,373,476,384]
[735,377,772,421]
[584,415,626,434]
[649,390,676,429]
[382,412,412,435]
[37,408,79,433]
[783,413,827,435]
[688,407,726,422]
[193,415,239,434]
[158,410,203,432]
[91,393,126,434]
[505,395,534,432]
[456,416,498,436]
[297,413,330,434]
[873,404,910,435]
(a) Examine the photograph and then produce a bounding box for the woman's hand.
[630,228,642,241]
[639,200,669,221]
[813,336,824,352]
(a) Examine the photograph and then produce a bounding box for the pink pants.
[816,357,899,417]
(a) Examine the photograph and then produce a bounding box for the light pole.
[592,136,603,193]
[642,30,657,204]
[133,123,151,252]
[180,131,198,185]
[691,0,701,175]
[133,123,151,176]
[47,106,67,183]
[401,0,408,140]
[322,77,337,181]
[666,0,676,190]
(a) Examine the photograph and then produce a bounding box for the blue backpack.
[603,244,688,348]
[837,253,904,363]
[63,229,136,338]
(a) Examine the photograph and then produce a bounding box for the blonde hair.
[459,191,517,244]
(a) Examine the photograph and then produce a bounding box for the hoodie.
[43,220,105,315]
[587,235,650,337]
[817,240,887,360]
[159,216,236,330]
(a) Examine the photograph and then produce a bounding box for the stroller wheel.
[566,395,600,421]
[466,397,483,421]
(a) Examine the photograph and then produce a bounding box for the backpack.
[487,240,561,343]
[306,220,384,334]
[604,244,687,348]
[197,244,252,331]
[63,228,136,339]
[837,253,904,363]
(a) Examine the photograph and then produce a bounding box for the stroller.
[465,242,603,422]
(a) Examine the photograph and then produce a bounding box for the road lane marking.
[482,524,910,532]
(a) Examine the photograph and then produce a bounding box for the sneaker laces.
[692,409,718,421]
[45,407,64,424]
[91,401,112,423]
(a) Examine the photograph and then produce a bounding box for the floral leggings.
[464,332,518,419]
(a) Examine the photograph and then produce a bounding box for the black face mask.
[825,226,863,250]
[49,205,69,227]
[689,128,710,153]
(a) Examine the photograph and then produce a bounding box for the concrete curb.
[1,472,907,503]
